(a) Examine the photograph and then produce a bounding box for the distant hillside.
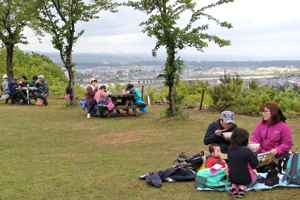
[23,50,300,69]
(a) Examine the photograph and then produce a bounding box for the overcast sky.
[18,0,300,58]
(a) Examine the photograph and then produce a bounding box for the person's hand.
[252,147,258,152]
[215,130,222,137]
[108,90,111,92]
[16,86,20,90]
[19,81,22,84]
[270,149,278,156]
[94,84,98,89]
[41,93,44,96]
[223,136,231,141]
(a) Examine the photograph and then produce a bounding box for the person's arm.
[204,123,219,145]
[44,82,49,94]
[250,122,262,153]
[275,124,293,156]
[1,83,3,91]
[87,86,97,97]
[246,149,259,169]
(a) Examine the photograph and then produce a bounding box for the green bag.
[195,168,231,190]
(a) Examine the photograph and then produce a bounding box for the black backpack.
[265,168,279,186]
[174,152,205,170]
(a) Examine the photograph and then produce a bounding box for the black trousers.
[9,90,27,103]
[256,161,277,173]
[88,100,97,114]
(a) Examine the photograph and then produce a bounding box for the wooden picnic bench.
[97,93,146,117]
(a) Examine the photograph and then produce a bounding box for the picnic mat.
[197,173,300,191]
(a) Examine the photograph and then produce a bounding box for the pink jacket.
[250,121,293,156]
[94,90,109,103]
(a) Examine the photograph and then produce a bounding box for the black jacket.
[145,168,195,187]
[19,80,30,87]
[228,146,258,185]
[203,119,237,153]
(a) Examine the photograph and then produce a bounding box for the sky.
[18,0,300,58]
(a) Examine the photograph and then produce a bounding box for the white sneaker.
[87,113,90,118]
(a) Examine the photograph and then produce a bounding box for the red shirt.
[206,156,226,168]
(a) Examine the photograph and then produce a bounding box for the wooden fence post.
[141,85,144,100]
[199,89,205,110]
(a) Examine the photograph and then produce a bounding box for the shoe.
[87,113,90,118]
[238,186,245,198]
[15,103,21,106]
[228,186,238,197]
[124,112,130,116]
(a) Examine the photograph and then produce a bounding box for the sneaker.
[238,186,245,198]
[228,186,238,197]
[15,103,21,106]
[124,112,130,116]
[87,113,90,118]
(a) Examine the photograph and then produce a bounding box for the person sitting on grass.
[204,111,237,154]
[35,75,49,106]
[228,128,258,198]
[206,143,227,168]
[86,78,98,119]
[8,77,28,106]
[124,84,141,116]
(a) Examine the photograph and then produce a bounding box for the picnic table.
[99,93,146,117]
[5,87,37,104]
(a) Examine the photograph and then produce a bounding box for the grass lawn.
[0,98,299,199]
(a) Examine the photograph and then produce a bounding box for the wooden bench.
[5,87,37,105]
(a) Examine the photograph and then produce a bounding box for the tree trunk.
[168,81,175,115]
[67,66,75,105]
[6,43,14,81]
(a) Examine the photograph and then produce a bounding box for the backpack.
[174,152,205,171]
[265,168,279,186]
[195,168,230,190]
[282,147,300,185]
[278,151,292,174]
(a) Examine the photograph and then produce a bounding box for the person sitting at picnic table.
[250,102,293,172]
[19,76,30,87]
[86,78,98,119]
[35,75,49,106]
[29,76,39,87]
[8,77,28,106]
[0,75,9,100]
[94,85,110,103]
[124,84,141,116]
[204,111,237,154]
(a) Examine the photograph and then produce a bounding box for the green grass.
[0,98,300,199]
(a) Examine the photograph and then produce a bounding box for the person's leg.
[87,100,97,117]
[9,91,21,104]
[42,94,48,105]
[256,161,277,173]
[124,100,129,115]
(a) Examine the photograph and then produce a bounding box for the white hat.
[3,75,8,79]
[38,75,45,79]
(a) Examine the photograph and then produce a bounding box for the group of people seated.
[86,78,142,118]
[0,74,49,106]
[204,102,293,197]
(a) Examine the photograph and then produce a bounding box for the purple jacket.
[86,85,97,104]
[250,121,293,157]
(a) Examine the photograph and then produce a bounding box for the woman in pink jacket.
[250,102,293,172]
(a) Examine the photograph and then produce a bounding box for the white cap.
[38,75,44,79]
[3,75,8,79]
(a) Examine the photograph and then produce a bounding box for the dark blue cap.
[126,84,134,90]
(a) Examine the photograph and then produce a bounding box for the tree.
[127,0,233,115]
[0,0,41,80]
[38,0,119,104]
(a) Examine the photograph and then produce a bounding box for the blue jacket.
[7,81,18,94]
[203,119,237,154]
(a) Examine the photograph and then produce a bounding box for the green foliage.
[0,47,69,97]
[146,85,158,101]
[164,104,181,117]
[38,0,119,102]
[127,0,233,115]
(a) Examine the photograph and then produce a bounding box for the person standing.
[0,75,9,100]
[86,78,98,118]
[203,111,237,154]
[35,75,49,106]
